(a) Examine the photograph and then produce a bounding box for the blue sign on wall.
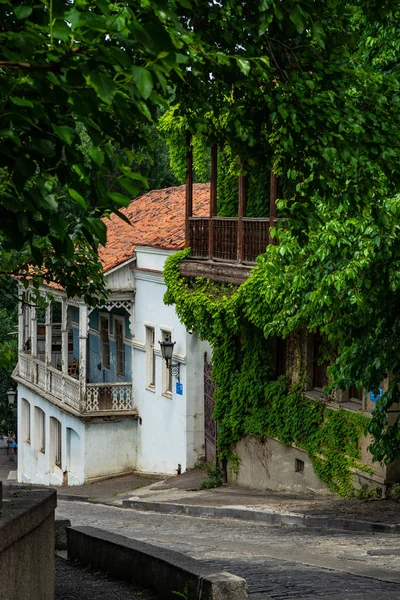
[369,387,383,403]
[176,382,183,395]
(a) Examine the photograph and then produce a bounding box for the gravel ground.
[55,557,160,600]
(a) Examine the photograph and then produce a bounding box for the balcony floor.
[179,259,254,284]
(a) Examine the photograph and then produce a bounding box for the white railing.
[64,376,80,412]
[18,352,134,415]
[19,353,32,381]
[85,382,133,412]
[48,367,62,398]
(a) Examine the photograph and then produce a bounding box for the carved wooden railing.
[213,217,238,261]
[188,217,209,259]
[18,353,134,415]
[188,216,288,263]
[85,382,133,413]
[242,217,270,263]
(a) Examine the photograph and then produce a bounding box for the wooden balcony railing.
[17,352,135,416]
[188,216,287,264]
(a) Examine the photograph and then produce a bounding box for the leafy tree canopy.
[160,2,400,463]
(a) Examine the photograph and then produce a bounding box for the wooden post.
[45,301,52,392]
[237,170,246,263]
[269,171,278,244]
[61,299,68,375]
[209,143,218,259]
[78,303,88,412]
[185,132,193,248]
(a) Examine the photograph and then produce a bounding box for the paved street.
[57,499,400,599]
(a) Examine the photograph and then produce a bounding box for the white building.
[13,184,212,485]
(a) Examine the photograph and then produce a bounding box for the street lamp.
[159,339,180,382]
[6,388,16,407]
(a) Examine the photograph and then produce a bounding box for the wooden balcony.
[181,216,286,284]
[15,352,137,419]
[182,137,285,284]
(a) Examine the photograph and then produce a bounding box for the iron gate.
[204,353,217,461]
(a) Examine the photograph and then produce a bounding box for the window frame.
[161,329,173,397]
[145,325,156,389]
[99,313,110,370]
[114,316,125,378]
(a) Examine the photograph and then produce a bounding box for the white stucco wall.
[17,384,85,486]
[133,248,206,475]
[84,419,138,480]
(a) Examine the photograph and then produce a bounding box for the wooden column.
[78,303,88,412]
[208,143,218,259]
[45,302,52,392]
[237,170,246,263]
[185,133,193,248]
[61,299,68,375]
[18,286,24,354]
[269,171,278,245]
[31,304,37,366]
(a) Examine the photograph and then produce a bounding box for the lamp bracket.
[170,362,180,383]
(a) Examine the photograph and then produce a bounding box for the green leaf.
[119,178,140,196]
[85,72,117,105]
[52,125,76,145]
[88,147,105,166]
[236,58,250,76]
[132,66,154,99]
[278,105,289,119]
[69,188,88,210]
[14,5,33,19]
[32,139,56,157]
[85,217,107,245]
[10,97,33,107]
[108,192,131,207]
[290,5,305,34]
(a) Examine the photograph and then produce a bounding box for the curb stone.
[121,499,400,534]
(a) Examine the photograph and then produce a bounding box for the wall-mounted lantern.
[6,388,16,408]
[159,339,180,382]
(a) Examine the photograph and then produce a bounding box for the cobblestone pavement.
[57,500,400,599]
[55,556,159,600]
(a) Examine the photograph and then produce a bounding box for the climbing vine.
[164,250,370,496]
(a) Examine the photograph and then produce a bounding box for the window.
[161,330,173,396]
[34,407,45,453]
[312,335,328,390]
[50,417,62,468]
[270,336,286,378]
[145,326,156,388]
[115,317,125,377]
[21,399,31,443]
[100,314,110,369]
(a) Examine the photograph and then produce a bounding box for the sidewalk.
[2,437,399,533]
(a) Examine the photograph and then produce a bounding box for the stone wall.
[0,485,56,600]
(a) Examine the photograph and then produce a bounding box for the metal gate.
[204,353,217,461]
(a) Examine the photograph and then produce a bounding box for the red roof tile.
[100,183,209,273]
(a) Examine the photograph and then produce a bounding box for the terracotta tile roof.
[100,183,210,273]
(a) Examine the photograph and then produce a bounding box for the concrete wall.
[0,486,56,600]
[17,384,138,485]
[84,418,137,480]
[228,435,330,494]
[17,384,85,486]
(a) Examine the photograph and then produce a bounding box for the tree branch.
[0,46,82,72]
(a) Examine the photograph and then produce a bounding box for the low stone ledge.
[67,525,248,600]
[0,485,57,553]
[55,519,71,550]
[0,485,56,600]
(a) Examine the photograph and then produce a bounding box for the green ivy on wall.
[164,249,371,496]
